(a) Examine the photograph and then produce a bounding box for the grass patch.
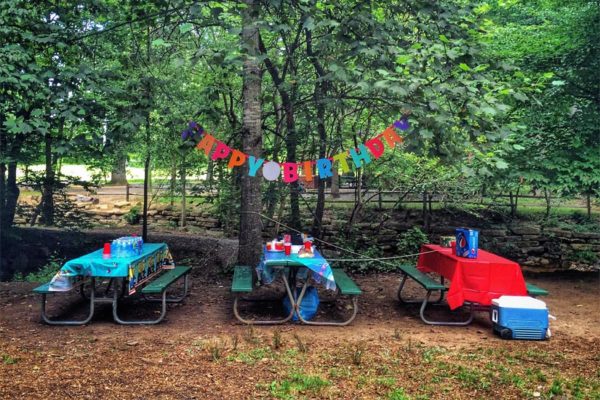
[387,387,411,400]
[2,354,18,365]
[229,347,272,365]
[268,372,330,399]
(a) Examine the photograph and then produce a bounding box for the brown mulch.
[0,272,598,399]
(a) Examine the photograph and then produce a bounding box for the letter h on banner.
[349,144,372,168]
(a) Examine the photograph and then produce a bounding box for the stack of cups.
[283,234,291,256]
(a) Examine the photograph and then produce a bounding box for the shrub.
[13,252,65,282]
[396,226,429,263]
[124,205,141,225]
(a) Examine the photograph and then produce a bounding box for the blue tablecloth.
[256,248,336,290]
[58,243,170,278]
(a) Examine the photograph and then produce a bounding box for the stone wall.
[12,201,600,274]
[0,227,238,280]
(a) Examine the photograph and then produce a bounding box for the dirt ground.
[0,272,598,399]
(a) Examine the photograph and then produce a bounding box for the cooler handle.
[491,309,498,323]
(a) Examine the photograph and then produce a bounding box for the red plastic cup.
[284,243,291,256]
[283,234,291,243]
[103,242,111,259]
[450,241,456,255]
[276,242,284,251]
[266,242,272,251]
[304,241,312,251]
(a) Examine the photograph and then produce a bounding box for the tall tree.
[238,0,263,267]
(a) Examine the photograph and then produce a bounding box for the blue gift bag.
[283,286,320,321]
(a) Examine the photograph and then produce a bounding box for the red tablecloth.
[417,244,527,310]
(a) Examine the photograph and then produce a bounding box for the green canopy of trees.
[1,0,598,266]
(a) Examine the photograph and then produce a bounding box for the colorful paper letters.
[191,122,406,184]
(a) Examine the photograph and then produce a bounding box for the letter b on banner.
[282,162,299,183]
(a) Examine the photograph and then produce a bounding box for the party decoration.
[248,156,264,177]
[182,118,409,184]
[196,133,216,155]
[263,161,281,181]
[332,152,351,173]
[282,162,299,183]
[348,144,372,168]
[394,117,410,131]
[365,137,385,159]
[228,150,247,169]
[316,158,333,178]
[211,141,232,161]
[302,161,314,182]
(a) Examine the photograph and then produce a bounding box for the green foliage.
[269,373,330,399]
[13,251,64,283]
[2,0,597,245]
[567,250,598,265]
[396,227,429,262]
[387,388,411,400]
[330,232,384,273]
[1,354,18,365]
[124,205,141,225]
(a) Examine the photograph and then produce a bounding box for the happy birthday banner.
[181,118,410,184]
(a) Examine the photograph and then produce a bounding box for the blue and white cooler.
[491,296,552,340]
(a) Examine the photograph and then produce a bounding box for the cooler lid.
[491,295,547,309]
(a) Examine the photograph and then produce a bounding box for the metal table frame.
[39,273,189,325]
[234,262,357,326]
[397,272,490,326]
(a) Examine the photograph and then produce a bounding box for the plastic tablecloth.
[257,248,336,290]
[61,243,172,278]
[417,244,527,309]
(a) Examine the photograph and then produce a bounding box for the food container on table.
[440,236,454,248]
[455,228,479,259]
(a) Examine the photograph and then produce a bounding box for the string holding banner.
[180,117,410,184]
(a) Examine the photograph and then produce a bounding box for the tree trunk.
[41,131,54,226]
[142,25,151,242]
[0,162,5,228]
[284,108,301,231]
[306,27,329,236]
[180,155,186,228]
[331,167,340,199]
[238,0,263,267]
[544,189,551,218]
[2,162,19,228]
[422,190,427,228]
[586,191,591,219]
[170,158,177,206]
[110,153,128,185]
[142,114,150,242]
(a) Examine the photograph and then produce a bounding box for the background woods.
[0,0,598,277]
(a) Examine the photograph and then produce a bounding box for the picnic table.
[397,244,546,326]
[231,247,361,326]
[33,243,191,325]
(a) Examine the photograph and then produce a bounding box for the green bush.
[396,227,429,263]
[13,252,65,282]
[330,232,384,273]
[124,205,141,225]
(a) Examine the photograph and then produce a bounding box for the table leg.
[397,273,445,304]
[41,278,96,326]
[233,268,296,325]
[112,279,168,325]
[294,279,359,326]
[419,291,475,326]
